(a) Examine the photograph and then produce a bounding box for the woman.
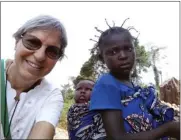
[1,15,68,139]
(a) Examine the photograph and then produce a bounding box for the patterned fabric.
[90,73,174,140]
[67,103,106,140]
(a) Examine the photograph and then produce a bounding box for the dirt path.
[53,127,68,139]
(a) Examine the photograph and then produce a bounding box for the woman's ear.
[14,40,19,50]
[6,59,14,72]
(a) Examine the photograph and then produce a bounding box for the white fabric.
[5,78,64,139]
[1,123,4,139]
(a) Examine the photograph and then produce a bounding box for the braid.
[90,18,139,57]
[98,27,131,48]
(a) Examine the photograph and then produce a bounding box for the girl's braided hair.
[90,18,140,57]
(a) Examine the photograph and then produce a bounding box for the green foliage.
[60,83,72,99]
[132,40,151,83]
[72,57,97,87]
[80,56,95,78]
[64,88,74,100]
[58,87,74,130]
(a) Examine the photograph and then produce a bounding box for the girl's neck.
[110,71,130,81]
[110,71,133,88]
[7,62,40,95]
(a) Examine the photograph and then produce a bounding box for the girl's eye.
[107,47,120,55]
[124,46,132,52]
[110,50,116,55]
[86,88,92,91]
[113,47,120,53]
[76,88,81,91]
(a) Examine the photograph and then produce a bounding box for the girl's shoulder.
[96,73,131,90]
[96,73,118,87]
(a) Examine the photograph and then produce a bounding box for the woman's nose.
[33,46,46,62]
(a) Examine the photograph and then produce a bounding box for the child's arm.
[100,110,180,140]
[90,75,180,140]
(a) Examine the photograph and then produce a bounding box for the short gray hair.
[13,15,68,59]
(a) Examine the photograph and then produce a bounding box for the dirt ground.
[53,127,68,139]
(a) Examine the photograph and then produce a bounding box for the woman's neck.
[7,62,40,94]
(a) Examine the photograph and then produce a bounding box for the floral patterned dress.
[67,103,106,140]
[90,73,175,140]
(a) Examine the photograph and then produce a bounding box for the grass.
[58,97,74,130]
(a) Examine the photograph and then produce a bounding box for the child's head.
[95,19,137,78]
[74,79,95,103]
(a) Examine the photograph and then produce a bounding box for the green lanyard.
[1,59,12,139]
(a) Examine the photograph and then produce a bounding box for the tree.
[80,56,96,78]
[149,46,166,89]
[72,56,97,87]
[59,82,74,130]
[131,39,151,83]
[60,83,73,99]
[73,75,87,88]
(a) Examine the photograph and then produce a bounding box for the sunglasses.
[21,34,63,60]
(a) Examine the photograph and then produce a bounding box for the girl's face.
[101,32,135,76]
[74,80,94,104]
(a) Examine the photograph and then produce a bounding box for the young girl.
[67,79,106,140]
[89,21,180,140]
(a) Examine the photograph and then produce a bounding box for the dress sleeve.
[90,75,123,111]
[35,89,64,127]
[145,86,174,123]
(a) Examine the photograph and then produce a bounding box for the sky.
[1,2,179,88]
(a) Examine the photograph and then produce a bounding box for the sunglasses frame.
[20,34,63,60]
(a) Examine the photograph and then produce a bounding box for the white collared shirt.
[4,78,63,139]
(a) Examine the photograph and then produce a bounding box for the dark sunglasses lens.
[23,35,41,50]
[46,46,61,59]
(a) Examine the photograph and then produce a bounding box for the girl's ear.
[97,50,104,63]
[14,40,19,50]
[98,54,104,63]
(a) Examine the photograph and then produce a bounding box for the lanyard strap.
[1,59,12,139]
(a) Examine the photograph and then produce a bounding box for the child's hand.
[166,121,180,139]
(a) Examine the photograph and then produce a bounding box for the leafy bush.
[58,89,74,130]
